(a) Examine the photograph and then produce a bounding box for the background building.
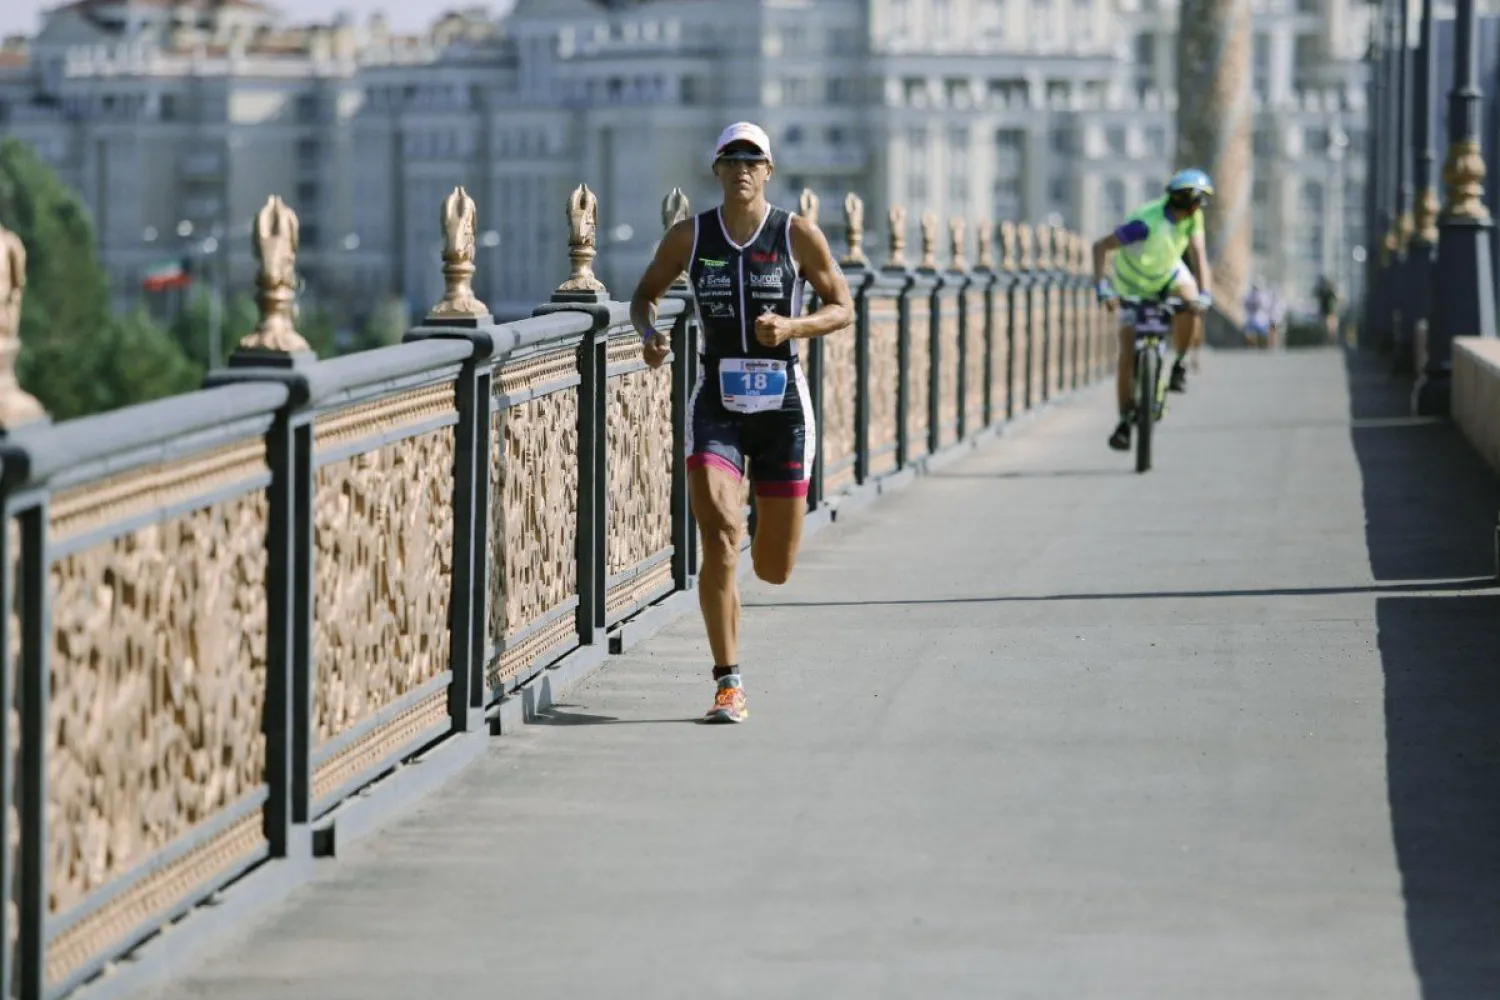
[0,0,1370,322]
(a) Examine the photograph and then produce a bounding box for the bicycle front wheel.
[1135,346,1156,474]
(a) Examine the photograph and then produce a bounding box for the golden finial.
[239,195,311,354]
[1017,223,1035,271]
[0,223,44,429]
[1441,139,1491,222]
[975,220,995,271]
[556,183,606,298]
[662,187,691,288]
[843,193,868,267]
[662,187,691,232]
[918,212,938,271]
[885,205,908,270]
[1414,187,1440,244]
[948,217,967,271]
[1000,221,1017,272]
[428,186,488,320]
[1034,224,1053,270]
[799,188,819,225]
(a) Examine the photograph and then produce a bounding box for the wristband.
[640,327,659,344]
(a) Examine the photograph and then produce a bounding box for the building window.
[1253,127,1275,157]
[785,125,805,145]
[827,126,847,145]
[908,173,928,202]
[1104,179,1126,219]
[1143,126,1167,158]
[1033,0,1054,40]
[934,0,953,39]
[1050,126,1072,154]
[296,94,318,122]
[1049,175,1070,204]
[950,175,968,204]
[1128,32,1152,68]
[160,94,177,120]
[907,127,928,154]
[981,0,1006,37]
[1105,126,1126,156]
[1253,32,1271,94]
[1294,33,1320,74]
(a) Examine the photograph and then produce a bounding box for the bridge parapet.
[0,184,1110,999]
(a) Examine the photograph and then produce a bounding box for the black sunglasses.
[716,145,769,163]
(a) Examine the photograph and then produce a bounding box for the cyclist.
[629,122,853,724]
[1092,168,1216,452]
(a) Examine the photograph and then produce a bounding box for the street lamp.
[1417,0,1498,413]
[176,219,194,238]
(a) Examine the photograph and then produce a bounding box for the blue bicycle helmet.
[1166,168,1215,199]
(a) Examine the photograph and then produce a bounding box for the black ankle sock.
[713,665,738,681]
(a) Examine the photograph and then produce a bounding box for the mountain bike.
[1125,296,1180,474]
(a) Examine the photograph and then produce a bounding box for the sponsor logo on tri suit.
[702,301,735,318]
[750,250,779,264]
[746,267,785,289]
[751,290,784,300]
[699,257,728,269]
[700,272,732,289]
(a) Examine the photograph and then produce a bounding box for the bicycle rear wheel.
[1135,345,1156,474]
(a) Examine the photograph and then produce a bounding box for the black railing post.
[201,361,320,858]
[927,275,945,457]
[666,302,696,591]
[534,294,613,652]
[16,501,47,1000]
[852,269,874,485]
[956,273,971,440]
[405,319,501,732]
[896,282,912,470]
[806,305,826,513]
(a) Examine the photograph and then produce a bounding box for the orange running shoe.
[703,674,748,724]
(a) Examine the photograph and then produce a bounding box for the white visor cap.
[712,122,773,167]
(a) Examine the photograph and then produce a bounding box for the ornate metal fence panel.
[602,328,676,626]
[307,372,461,818]
[0,381,288,999]
[866,296,902,478]
[487,339,584,693]
[964,287,988,434]
[820,318,858,496]
[905,290,933,463]
[936,287,962,448]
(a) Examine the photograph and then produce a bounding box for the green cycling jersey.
[1110,197,1204,299]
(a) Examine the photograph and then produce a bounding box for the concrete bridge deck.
[142,350,1500,1000]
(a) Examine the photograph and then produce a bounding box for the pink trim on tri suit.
[754,479,810,499]
[687,452,743,479]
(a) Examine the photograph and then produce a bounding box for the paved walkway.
[146,350,1500,1000]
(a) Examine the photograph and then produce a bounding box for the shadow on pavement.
[1346,348,1500,998]
[929,468,1134,480]
[746,578,1495,610]
[528,706,700,727]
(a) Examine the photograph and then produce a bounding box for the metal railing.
[0,183,1109,1000]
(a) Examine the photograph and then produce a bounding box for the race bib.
[718,358,788,414]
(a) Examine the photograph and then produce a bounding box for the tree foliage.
[0,138,201,419]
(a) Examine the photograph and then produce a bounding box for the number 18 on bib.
[718,358,789,414]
